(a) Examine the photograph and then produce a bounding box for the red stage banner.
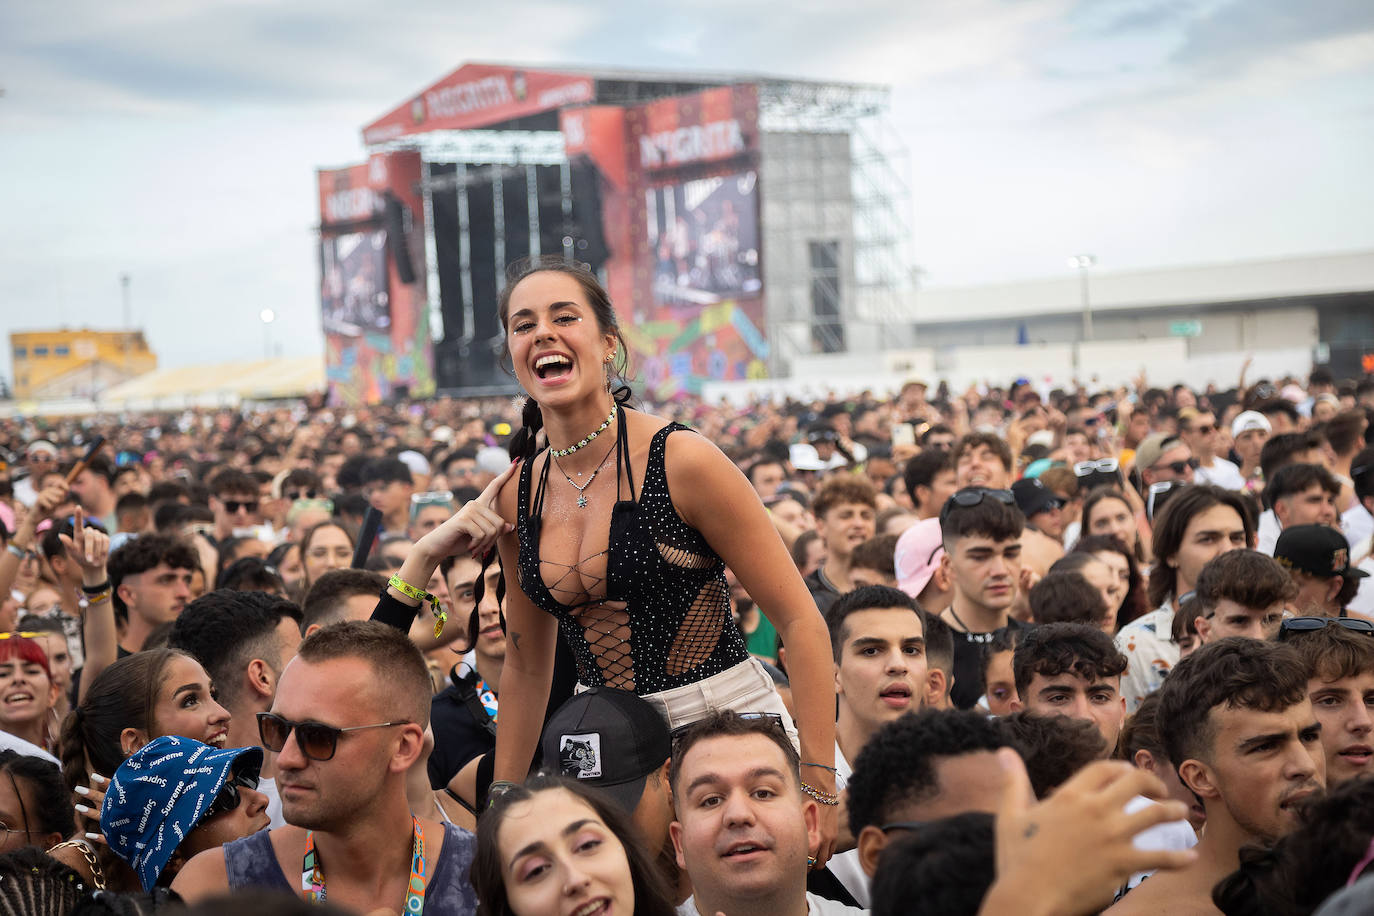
[317,151,435,405]
[570,84,768,399]
[363,63,594,145]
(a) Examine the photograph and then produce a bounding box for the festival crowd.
[2,328,1374,916]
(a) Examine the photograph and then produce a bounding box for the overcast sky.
[3,0,1372,379]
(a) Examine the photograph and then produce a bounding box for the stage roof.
[362,61,887,146]
[97,355,325,409]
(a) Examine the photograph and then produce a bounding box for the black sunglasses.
[285,489,317,501]
[1153,458,1199,476]
[204,769,260,819]
[257,712,410,762]
[1278,617,1374,640]
[939,488,1016,525]
[670,712,785,746]
[224,500,259,514]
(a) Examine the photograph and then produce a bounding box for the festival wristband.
[387,574,448,638]
[5,545,26,560]
[81,580,112,594]
[801,762,837,773]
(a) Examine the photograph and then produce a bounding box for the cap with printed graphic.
[540,687,671,815]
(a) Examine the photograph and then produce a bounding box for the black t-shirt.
[948,614,1028,710]
[428,666,497,790]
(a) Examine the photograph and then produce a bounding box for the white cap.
[475,446,510,476]
[1231,410,1271,438]
[397,450,431,477]
[789,442,827,471]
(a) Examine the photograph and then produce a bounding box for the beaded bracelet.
[388,574,449,638]
[800,782,841,806]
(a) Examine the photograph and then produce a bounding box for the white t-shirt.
[1349,554,1374,618]
[1194,457,1245,490]
[1342,505,1374,562]
[0,730,59,765]
[1258,509,1281,556]
[678,892,866,916]
[835,741,852,792]
[258,775,286,829]
[827,849,871,908]
[1123,795,1198,891]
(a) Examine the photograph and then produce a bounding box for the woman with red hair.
[0,634,58,753]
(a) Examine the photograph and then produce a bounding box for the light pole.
[259,309,276,359]
[1068,254,1096,341]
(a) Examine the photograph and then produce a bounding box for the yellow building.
[10,328,157,400]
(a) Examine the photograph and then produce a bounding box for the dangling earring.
[604,354,614,397]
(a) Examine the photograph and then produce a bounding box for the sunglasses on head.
[939,488,1016,525]
[669,712,785,746]
[204,769,260,819]
[1146,480,1189,522]
[256,712,410,762]
[1073,458,1119,477]
[223,500,259,514]
[1278,616,1374,639]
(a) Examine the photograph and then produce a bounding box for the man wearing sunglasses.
[937,488,1028,710]
[1179,409,1245,491]
[174,620,479,912]
[1133,434,1196,491]
[1280,617,1374,787]
[208,469,265,544]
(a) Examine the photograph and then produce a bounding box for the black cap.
[1274,525,1369,579]
[1011,477,1062,518]
[539,688,672,815]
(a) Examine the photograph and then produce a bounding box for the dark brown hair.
[1146,485,1254,610]
[58,648,193,795]
[1156,637,1308,768]
[1028,571,1109,626]
[669,710,799,799]
[496,256,632,462]
[1193,549,1297,616]
[1012,621,1127,697]
[812,475,879,520]
[1071,533,1148,629]
[1283,622,1374,684]
[952,432,1013,474]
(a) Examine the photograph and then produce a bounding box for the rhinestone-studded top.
[517,415,750,694]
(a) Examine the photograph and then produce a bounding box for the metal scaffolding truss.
[756,80,914,368]
[371,129,567,166]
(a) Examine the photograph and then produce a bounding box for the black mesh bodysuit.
[517,411,750,694]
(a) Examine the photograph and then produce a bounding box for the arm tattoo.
[1023,822,1039,839]
[510,631,522,650]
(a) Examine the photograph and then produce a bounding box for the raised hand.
[58,507,111,584]
[415,461,518,562]
[982,749,1196,916]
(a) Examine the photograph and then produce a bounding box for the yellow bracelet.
[388,574,448,638]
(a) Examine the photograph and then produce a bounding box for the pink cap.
[895,518,945,599]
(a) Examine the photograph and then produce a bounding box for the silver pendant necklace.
[554,435,616,508]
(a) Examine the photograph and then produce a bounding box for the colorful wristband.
[387,574,448,638]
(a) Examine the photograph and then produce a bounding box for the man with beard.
[173,621,479,912]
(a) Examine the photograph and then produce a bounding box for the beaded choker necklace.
[549,406,617,458]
